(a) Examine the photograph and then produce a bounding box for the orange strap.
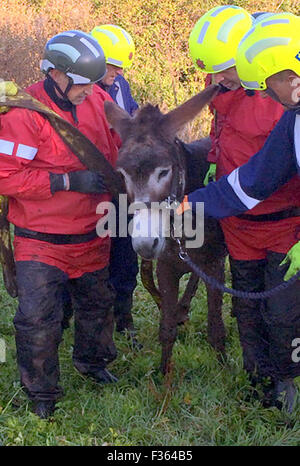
[176,195,192,215]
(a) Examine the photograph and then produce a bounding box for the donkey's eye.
[158,169,169,180]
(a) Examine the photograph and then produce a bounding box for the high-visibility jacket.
[189,109,300,217]
[0,81,121,277]
[108,75,138,116]
[203,78,300,259]
[188,108,300,259]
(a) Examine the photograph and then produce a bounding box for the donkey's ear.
[104,100,132,139]
[161,84,220,137]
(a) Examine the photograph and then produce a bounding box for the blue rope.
[182,254,300,300]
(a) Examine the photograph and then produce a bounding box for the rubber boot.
[86,368,119,385]
[61,287,73,331]
[114,295,142,350]
[114,295,135,333]
[32,400,56,419]
[272,379,297,413]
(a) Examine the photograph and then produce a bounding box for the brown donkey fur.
[105,85,227,374]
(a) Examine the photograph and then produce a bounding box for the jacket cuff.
[49,173,65,194]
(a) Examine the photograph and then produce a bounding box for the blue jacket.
[187,110,300,219]
[108,75,138,116]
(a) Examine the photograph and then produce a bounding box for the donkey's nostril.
[152,238,159,250]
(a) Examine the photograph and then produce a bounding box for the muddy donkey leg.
[204,257,226,358]
[157,260,180,374]
[176,273,199,325]
[140,259,162,310]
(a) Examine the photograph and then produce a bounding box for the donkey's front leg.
[176,273,199,325]
[157,260,180,374]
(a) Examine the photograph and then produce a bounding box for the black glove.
[50,170,107,194]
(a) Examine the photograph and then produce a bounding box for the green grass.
[0,264,300,446]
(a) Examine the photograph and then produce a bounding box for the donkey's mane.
[116,104,167,146]
[134,104,164,125]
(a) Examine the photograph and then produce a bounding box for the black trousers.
[61,219,138,328]
[14,261,116,402]
[109,201,138,305]
[109,234,138,302]
[230,252,300,381]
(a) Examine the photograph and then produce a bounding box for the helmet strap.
[46,72,73,100]
[96,80,110,92]
[71,105,79,124]
[44,74,78,123]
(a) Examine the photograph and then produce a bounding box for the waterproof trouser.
[14,261,116,402]
[109,201,138,320]
[230,252,300,381]
[61,230,138,329]
[109,234,138,302]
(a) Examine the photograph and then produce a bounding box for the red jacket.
[206,77,300,259]
[0,81,121,276]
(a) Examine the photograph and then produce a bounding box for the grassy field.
[1,265,300,446]
[0,0,300,447]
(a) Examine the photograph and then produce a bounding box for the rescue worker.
[188,6,295,407]
[182,11,300,412]
[92,24,139,116]
[91,25,139,339]
[0,30,121,418]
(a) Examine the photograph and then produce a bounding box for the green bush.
[0,0,299,138]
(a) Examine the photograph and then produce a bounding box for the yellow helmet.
[189,5,253,73]
[236,12,300,90]
[90,24,135,69]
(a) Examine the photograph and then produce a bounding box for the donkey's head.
[104,84,219,260]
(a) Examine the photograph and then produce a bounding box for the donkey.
[104,85,227,374]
